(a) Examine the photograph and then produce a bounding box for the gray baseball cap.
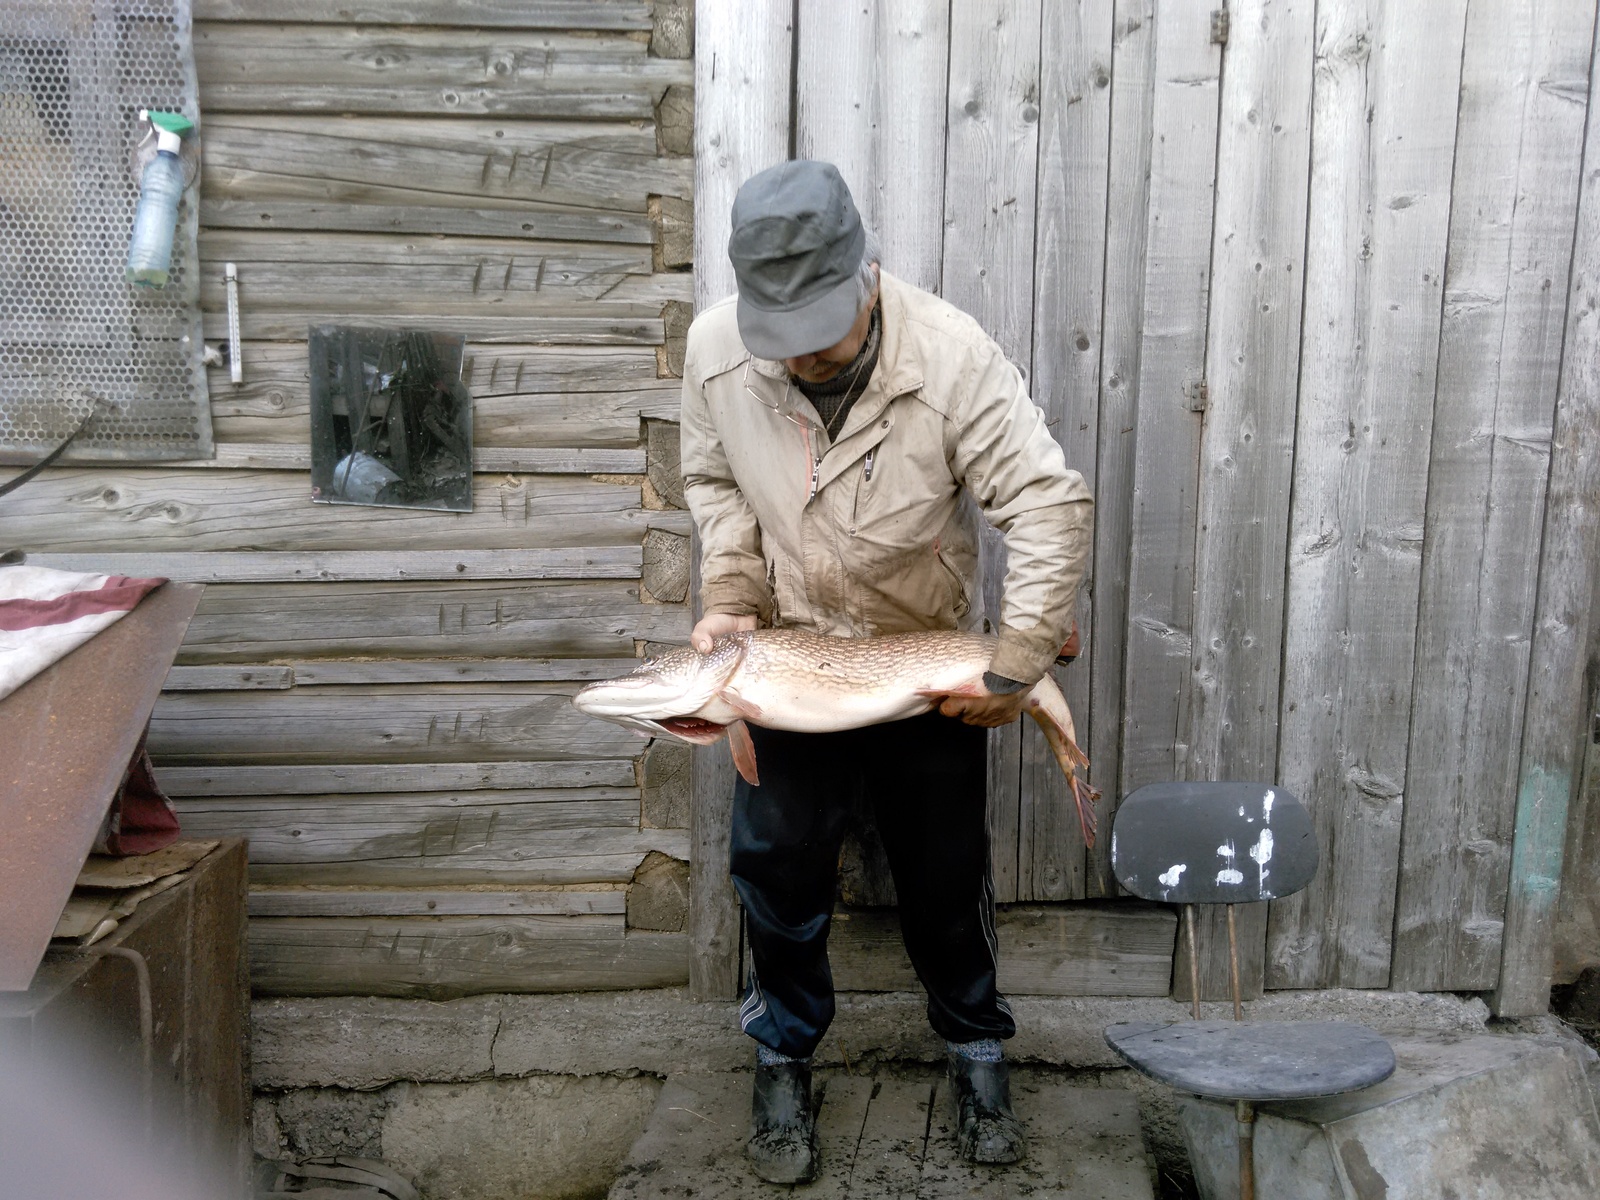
[728,160,866,360]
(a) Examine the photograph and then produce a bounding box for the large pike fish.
[571,629,1099,847]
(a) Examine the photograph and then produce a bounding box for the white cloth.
[0,565,165,703]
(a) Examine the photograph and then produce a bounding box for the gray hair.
[854,227,883,309]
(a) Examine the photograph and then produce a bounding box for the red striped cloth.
[0,566,167,703]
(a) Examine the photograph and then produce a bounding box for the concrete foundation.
[250,989,1507,1198]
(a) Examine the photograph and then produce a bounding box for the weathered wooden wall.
[6,0,700,999]
[694,0,1600,1014]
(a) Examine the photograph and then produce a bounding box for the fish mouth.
[657,716,728,744]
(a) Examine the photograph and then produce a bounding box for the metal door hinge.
[1211,8,1230,44]
[1184,378,1209,413]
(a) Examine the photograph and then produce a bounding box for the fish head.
[571,635,747,744]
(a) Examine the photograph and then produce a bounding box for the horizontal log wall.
[4,0,700,998]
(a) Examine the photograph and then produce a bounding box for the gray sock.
[757,1043,810,1067]
[946,1038,1003,1063]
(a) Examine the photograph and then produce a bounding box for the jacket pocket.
[934,542,971,620]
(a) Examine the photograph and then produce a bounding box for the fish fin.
[916,681,986,699]
[728,719,760,787]
[1024,676,1099,848]
[719,687,765,722]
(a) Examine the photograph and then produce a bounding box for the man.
[680,160,1093,1183]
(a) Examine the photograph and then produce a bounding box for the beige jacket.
[679,272,1093,685]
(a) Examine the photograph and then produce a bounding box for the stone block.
[640,528,689,604]
[655,85,693,157]
[383,1075,661,1200]
[651,194,694,272]
[1178,1034,1600,1199]
[650,0,693,59]
[641,738,690,830]
[660,300,691,378]
[628,851,690,932]
[644,418,685,510]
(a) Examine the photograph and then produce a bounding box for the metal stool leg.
[1236,1099,1256,1200]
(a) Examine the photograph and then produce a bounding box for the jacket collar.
[741,272,923,438]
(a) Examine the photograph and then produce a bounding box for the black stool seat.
[1104,1020,1396,1101]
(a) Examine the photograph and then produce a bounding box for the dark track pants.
[730,712,1015,1059]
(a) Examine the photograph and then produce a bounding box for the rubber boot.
[947,1052,1026,1165]
[746,1060,818,1184]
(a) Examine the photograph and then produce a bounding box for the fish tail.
[1024,674,1100,849]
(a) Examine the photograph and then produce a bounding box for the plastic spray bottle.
[125,110,194,289]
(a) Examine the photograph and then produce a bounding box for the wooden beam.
[1019,0,1113,903]
[198,228,653,302]
[26,549,641,582]
[162,658,640,691]
[159,444,647,475]
[247,889,627,918]
[248,916,689,998]
[149,684,645,764]
[243,827,691,888]
[1392,0,1596,992]
[827,902,1176,997]
[689,0,794,1002]
[202,310,666,344]
[3,470,649,554]
[1265,0,1467,990]
[193,0,654,29]
[195,24,689,118]
[1494,17,1600,1016]
[157,759,639,796]
[166,578,684,663]
[174,790,643,862]
[200,116,690,214]
[1181,0,1315,1003]
[201,198,654,244]
[283,658,639,686]
[164,665,295,691]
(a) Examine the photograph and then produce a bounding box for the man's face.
[782,267,880,383]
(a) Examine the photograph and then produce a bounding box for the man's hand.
[938,687,1030,728]
[691,612,758,653]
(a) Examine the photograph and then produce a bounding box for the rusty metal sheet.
[0,582,203,991]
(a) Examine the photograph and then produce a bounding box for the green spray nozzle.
[144,110,193,136]
[141,109,194,154]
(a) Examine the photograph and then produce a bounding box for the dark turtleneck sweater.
[793,304,882,439]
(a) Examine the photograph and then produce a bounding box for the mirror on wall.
[308,326,473,512]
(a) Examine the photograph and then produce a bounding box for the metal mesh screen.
[0,0,211,463]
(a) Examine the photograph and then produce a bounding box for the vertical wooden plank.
[1080,0,1156,898]
[1118,0,1223,801]
[1494,16,1600,1016]
[1391,0,1596,993]
[794,0,876,205]
[693,0,793,310]
[1264,0,1468,990]
[689,0,794,1000]
[1018,0,1114,902]
[795,0,951,292]
[940,0,1046,903]
[875,1,953,293]
[1182,0,1315,1002]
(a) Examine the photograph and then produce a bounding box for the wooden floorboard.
[607,1069,1154,1198]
